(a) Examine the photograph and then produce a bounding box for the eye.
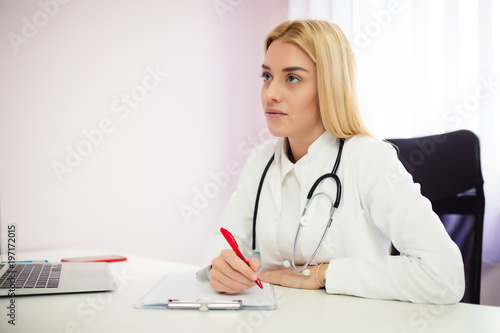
[261,72,272,81]
[287,75,300,83]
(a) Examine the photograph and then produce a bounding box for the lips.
[265,109,287,118]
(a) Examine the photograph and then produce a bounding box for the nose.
[262,79,282,104]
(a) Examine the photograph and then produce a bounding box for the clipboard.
[134,272,277,311]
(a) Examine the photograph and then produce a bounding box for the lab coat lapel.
[296,133,340,259]
[266,164,281,216]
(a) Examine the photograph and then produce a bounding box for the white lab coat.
[205,132,465,304]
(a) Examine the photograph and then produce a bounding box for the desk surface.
[1,248,500,333]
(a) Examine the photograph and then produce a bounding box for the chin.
[266,125,287,138]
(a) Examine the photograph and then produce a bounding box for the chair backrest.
[386,130,485,304]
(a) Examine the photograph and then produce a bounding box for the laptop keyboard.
[0,263,62,289]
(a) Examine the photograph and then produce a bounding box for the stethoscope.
[251,138,345,276]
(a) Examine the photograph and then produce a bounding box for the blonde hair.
[265,19,371,138]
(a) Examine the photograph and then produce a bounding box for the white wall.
[0,0,289,265]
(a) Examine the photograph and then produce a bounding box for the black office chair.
[386,130,485,304]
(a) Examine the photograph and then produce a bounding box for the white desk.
[1,248,500,333]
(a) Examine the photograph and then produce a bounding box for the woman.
[200,19,465,304]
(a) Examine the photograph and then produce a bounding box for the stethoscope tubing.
[252,154,275,251]
[288,192,337,273]
[252,138,345,272]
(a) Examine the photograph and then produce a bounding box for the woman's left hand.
[259,263,328,290]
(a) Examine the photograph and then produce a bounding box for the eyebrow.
[261,64,310,73]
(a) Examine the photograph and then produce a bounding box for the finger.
[220,250,259,281]
[247,258,261,272]
[210,251,258,292]
[210,260,256,290]
[210,278,239,294]
[210,272,254,294]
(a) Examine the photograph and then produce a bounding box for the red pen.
[220,227,263,289]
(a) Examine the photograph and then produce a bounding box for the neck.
[286,130,325,163]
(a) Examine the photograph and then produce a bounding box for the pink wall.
[0,0,289,265]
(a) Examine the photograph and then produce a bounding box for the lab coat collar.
[270,132,340,215]
[277,132,339,180]
[307,131,340,164]
[279,139,295,182]
[266,143,283,216]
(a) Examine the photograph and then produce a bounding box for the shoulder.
[345,134,396,152]
[248,138,281,161]
[344,135,398,162]
[237,138,282,181]
[245,137,281,166]
[229,137,282,199]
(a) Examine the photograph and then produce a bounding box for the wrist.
[315,263,328,288]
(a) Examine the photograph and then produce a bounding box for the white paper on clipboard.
[134,272,277,310]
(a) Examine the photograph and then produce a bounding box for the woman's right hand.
[210,249,261,294]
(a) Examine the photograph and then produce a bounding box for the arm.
[326,138,465,304]
[260,263,329,290]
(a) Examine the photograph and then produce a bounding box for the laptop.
[0,204,117,296]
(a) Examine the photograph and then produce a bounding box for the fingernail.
[251,274,258,281]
